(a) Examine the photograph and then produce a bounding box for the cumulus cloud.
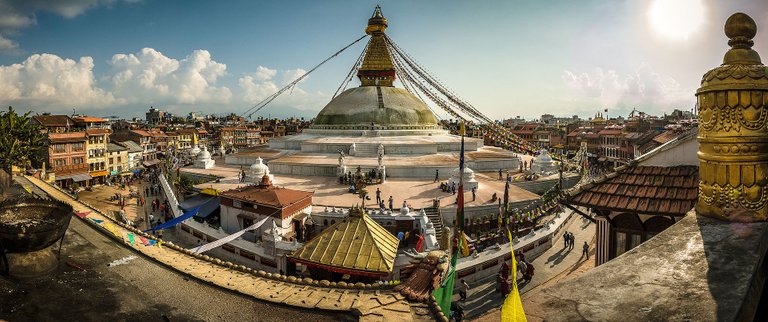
[239,66,325,111]
[109,48,232,105]
[562,63,694,115]
[0,53,118,110]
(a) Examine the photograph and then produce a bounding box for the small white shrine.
[194,145,215,169]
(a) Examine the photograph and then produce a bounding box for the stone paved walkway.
[462,210,596,320]
[23,175,427,322]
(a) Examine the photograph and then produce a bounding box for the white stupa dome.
[451,167,475,180]
[190,145,202,157]
[250,157,270,178]
[197,145,211,160]
[535,150,553,163]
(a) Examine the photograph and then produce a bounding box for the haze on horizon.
[0,0,766,121]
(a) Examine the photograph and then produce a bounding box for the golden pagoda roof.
[288,207,399,276]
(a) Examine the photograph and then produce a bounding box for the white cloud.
[0,35,19,54]
[0,53,118,110]
[239,66,327,112]
[562,63,694,115]
[109,48,232,105]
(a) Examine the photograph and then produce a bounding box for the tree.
[0,106,46,195]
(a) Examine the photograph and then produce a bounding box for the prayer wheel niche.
[697,13,768,221]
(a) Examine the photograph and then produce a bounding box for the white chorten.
[448,166,479,192]
[190,144,202,158]
[531,150,558,174]
[249,157,274,183]
[194,145,215,169]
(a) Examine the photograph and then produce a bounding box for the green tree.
[0,106,46,193]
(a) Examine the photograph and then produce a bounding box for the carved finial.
[723,13,761,65]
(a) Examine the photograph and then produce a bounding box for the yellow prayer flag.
[502,229,527,322]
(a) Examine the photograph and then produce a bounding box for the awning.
[57,173,93,182]
[132,169,143,174]
[143,159,162,167]
[90,170,110,177]
[110,170,119,176]
[120,171,134,176]
[179,194,220,219]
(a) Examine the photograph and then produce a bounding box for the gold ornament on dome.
[697,12,768,222]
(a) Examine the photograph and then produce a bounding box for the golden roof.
[289,206,399,276]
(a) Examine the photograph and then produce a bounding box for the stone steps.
[423,206,444,242]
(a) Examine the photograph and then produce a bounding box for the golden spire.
[358,5,396,87]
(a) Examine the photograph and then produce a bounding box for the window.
[52,144,66,153]
[233,200,242,208]
[615,232,627,257]
[117,156,122,162]
[242,217,253,229]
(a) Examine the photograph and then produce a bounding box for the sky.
[0,0,767,121]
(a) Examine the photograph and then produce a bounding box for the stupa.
[256,6,519,178]
[531,150,558,174]
[448,166,479,192]
[194,145,215,169]
[248,157,273,183]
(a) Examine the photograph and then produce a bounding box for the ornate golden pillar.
[697,13,768,222]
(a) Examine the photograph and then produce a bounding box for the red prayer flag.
[74,211,91,219]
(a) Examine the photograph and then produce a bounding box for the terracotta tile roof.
[73,116,107,123]
[48,132,86,143]
[221,185,313,208]
[653,131,678,144]
[33,115,74,127]
[130,130,151,137]
[567,165,698,216]
[85,129,110,135]
[288,210,399,276]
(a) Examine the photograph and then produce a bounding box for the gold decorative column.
[697,13,768,222]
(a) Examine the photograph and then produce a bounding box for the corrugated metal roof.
[289,208,399,275]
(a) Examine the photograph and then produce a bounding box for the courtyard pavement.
[461,211,596,320]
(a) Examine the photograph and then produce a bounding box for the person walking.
[460,279,469,301]
[498,169,503,180]
[583,241,590,259]
[388,196,394,212]
[434,169,439,183]
[569,232,575,250]
[471,187,476,201]
[563,231,569,248]
[376,188,382,204]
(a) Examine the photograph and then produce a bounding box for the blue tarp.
[178,194,220,219]
[143,206,200,232]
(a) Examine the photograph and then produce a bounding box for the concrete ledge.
[531,210,768,321]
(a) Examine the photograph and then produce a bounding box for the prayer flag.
[128,233,135,246]
[90,218,104,224]
[501,229,527,322]
[75,211,91,219]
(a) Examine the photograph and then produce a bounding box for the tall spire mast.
[358,5,396,87]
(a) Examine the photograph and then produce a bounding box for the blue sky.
[0,0,767,120]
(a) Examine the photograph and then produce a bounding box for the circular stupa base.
[6,246,58,278]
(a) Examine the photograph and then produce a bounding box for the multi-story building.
[146,106,166,126]
[175,129,197,151]
[107,143,130,177]
[111,130,159,167]
[116,140,144,172]
[31,114,76,134]
[44,132,89,188]
[85,129,110,184]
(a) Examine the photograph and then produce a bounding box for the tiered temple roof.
[288,206,399,277]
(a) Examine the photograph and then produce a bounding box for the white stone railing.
[159,174,181,218]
